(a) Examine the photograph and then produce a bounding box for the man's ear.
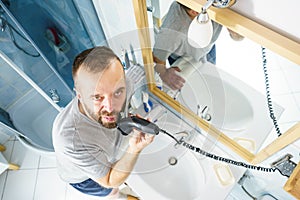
[191,10,199,16]
[189,10,199,18]
[74,88,81,100]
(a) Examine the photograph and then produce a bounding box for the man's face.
[76,61,126,128]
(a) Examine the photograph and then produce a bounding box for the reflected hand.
[160,66,185,90]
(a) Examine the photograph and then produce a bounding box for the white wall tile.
[1,140,14,162]
[282,66,300,93]
[267,70,291,95]
[278,55,300,71]
[0,131,11,145]
[34,168,66,200]
[260,122,298,150]
[265,49,283,71]
[39,155,57,169]
[273,94,300,123]
[2,169,37,200]
[0,171,7,199]
[9,141,40,170]
[292,92,300,110]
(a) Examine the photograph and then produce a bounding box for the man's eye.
[114,89,124,97]
[92,96,103,101]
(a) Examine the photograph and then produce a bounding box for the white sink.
[176,61,255,133]
[126,111,245,200]
[127,134,206,200]
[179,73,254,132]
[126,60,284,199]
[174,61,283,152]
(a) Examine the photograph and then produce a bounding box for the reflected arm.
[153,54,185,90]
[153,54,167,75]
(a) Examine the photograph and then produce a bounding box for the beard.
[79,97,127,129]
[80,101,119,129]
[98,110,119,129]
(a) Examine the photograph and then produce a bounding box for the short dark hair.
[72,46,122,82]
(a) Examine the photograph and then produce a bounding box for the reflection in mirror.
[216,28,300,151]
[133,3,300,199]
[144,0,300,160]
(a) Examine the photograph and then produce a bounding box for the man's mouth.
[102,115,116,122]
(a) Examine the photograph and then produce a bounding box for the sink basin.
[126,109,246,200]
[177,62,254,133]
[126,116,206,199]
[173,61,283,153]
[128,133,206,200]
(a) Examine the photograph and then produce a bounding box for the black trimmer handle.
[117,116,160,136]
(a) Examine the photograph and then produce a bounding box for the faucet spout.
[174,131,193,148]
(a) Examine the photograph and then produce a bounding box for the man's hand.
[128,129,155,154]
[96,118,154,188]
[160,66,186,90]
[153,55,185,90]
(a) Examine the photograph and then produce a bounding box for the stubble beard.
[98,111,118,129]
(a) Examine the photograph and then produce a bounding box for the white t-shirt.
[52,80,133,183]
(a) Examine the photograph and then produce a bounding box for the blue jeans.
[206,44,216,65]
[70,178,113,197]
[168,44,217,65]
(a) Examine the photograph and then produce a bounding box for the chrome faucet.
[197,104,212,121]
[174,131,193,148]
[49,89,60,103]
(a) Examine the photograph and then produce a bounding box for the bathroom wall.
[231,0,300,43]
[92,0,154,65]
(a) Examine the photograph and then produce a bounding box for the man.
[153,1,243,90]
[52,46,154,199]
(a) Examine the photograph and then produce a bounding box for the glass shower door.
[0,0,73,109]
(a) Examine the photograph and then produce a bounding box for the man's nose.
[102,97,114,113]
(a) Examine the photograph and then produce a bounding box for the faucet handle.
[49,88,57,94]
[174,131,190,149]
[49,89,60,103]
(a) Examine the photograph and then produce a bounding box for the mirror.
[133,0,300,163]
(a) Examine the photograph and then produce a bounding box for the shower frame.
[0,0,73,112]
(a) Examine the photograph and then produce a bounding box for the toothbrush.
[142,91,153,113]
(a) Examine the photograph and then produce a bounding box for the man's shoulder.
[161,2,189,29]
[52,98,77,139]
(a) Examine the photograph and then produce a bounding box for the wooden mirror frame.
[132,0,300,164]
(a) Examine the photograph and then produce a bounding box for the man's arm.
[153,54,185,90]
[95,131,154,188]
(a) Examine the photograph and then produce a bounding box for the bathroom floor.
[0,29,300,200]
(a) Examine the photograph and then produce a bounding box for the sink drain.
[168,157,178,166]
